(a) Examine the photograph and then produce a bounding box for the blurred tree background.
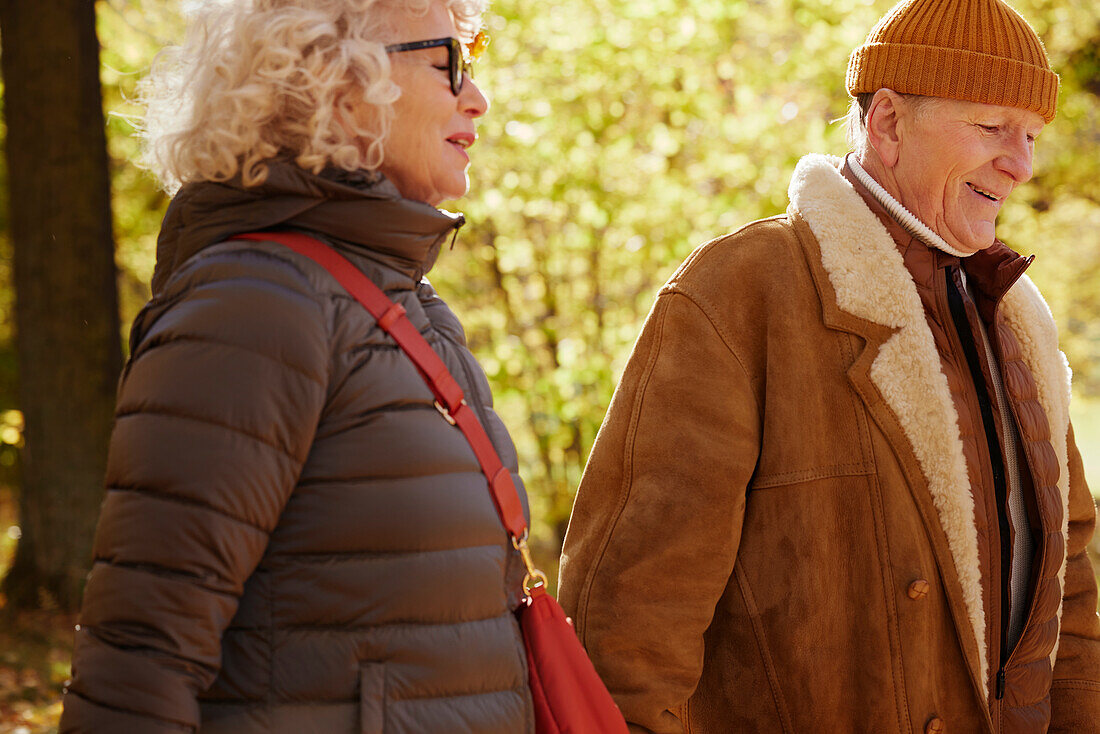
[0,0,1097,729]
[1,0,122,618]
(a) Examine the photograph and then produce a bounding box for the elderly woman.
[558,0,1100,732]
[59,0,534,732]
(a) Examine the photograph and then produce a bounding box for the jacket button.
[925,717,945,733]
[908,579,931,600]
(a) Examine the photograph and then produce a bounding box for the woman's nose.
[460,77,489,118]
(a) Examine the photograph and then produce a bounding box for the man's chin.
[951,224,997,254]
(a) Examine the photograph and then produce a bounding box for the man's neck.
[849,151,971,258]
[854,150,903,202]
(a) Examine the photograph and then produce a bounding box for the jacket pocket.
[359,662,386,734]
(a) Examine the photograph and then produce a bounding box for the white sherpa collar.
[787,153,1072,694]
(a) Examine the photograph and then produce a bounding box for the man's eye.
[979,124,999,133]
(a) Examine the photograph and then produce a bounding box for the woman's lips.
[446,133,474,162]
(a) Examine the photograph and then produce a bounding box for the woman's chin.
[439,180,470,204]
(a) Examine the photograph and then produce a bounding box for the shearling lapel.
[788,154,990,696]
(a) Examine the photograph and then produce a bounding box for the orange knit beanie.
[846,0,1059,122]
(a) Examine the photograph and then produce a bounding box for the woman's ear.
[865,88,904,168]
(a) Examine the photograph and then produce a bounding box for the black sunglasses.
[385,37,473,96]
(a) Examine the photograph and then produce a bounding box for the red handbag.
[234,232,629,734]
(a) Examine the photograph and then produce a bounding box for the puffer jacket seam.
[170,271,326,306]
[175,241,317,279]
[203,240,340,355]
[104,486,270,533]
[394,682,529,703]
[136,334,327,385]
[157,246,327,317]
[290,464,483,482]
[86,561,239,597]
[275,541,503,560]
[345,342,428,357]
[254,243,337,720]
[1003,678,1054,706]
[274,613,518,631]
[114,409,300,460]
[237,687,529,710]
[82,624,216,671]
[330,287,418,305]
[63,689,194,732]
[202,699,356,706]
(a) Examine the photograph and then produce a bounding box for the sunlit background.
[0,0,1098,729]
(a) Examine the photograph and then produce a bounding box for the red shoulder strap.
[232,231,529,541]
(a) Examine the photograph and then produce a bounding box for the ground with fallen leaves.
[0,609,74,733]
[0,486,71,734]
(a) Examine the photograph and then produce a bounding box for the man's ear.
[865,88,905,168]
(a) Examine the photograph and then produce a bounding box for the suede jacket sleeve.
[1048,422,1100,734]
[558,289,761,734]
[59,244,331,733]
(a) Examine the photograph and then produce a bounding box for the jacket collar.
[152,161,464,294]
[787,153,1072,700]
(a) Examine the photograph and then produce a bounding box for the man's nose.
[997,131,1034,184]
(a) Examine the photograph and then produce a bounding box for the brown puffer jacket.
[59,163,534,734]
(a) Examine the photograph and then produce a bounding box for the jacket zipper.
[943,266,1012,703]
[971,292,1031,699]
[970,270,1052,710]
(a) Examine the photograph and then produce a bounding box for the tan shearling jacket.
[558,154,1100,734]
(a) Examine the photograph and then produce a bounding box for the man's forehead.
[922,96,1046,131]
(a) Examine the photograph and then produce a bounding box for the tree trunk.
[0,0,122,611]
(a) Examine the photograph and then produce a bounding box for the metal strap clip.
[512,530,549,595]
[434,399,465,426]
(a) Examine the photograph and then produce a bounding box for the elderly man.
[558,0,1100,732]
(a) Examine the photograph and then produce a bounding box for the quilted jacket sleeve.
[1049,422,1100,734]
[59,245,331,733]
[557,291,761,734]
